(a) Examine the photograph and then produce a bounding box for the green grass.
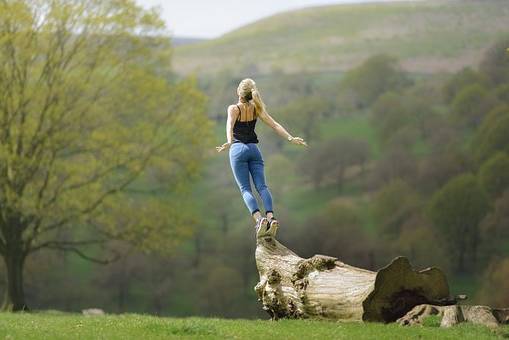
[0,312,506,339]
[320,113,380,157]
[174,0,509,76]
[422,315,442,328]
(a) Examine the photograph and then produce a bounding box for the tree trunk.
[397,304,509,328]
[254,237,453,322]
[1,251,29,312]
[254,236,509,328]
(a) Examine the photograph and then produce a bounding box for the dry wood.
[397,304,509,328]
[254,236,508,328]
[255,237,452,322]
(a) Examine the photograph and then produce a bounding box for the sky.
[136,0,414,39]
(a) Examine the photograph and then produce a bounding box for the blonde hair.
[237,78,266,117]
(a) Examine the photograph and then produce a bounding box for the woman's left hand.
[290,136,308,147]
[216,142,231,153]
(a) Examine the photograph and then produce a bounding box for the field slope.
[173,0,509,76]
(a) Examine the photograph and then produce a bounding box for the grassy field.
[173,0,509,76]
[0,312,507,339]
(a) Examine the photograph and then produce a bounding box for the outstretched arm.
[216,105,239,152]
[258,110,307,146]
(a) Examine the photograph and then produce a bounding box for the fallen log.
[397,304,509,328]
[254,236,507,328]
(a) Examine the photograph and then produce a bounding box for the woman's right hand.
[289,136,308,147]
[216,142,231,153]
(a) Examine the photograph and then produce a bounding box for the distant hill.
[173,0,509,76]
[172,37,207,47]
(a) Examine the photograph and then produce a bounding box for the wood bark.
[254,236,509,328]
[254,237,452,322]
[254,236,509,327]
[397,304,509,328]
[1,249,29,311]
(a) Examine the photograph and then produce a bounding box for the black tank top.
[232,104,258,144]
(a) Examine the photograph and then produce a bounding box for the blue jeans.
[229,142,274,215]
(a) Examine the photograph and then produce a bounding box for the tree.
[479,152,509,199]
[394,214,449,273]
[417,146,471,194]
[371,92,413,145]
[265,154,295,199]
[92,243,147,313]
[479,190,509,265]
[372,180,421,239]
[476,258,509,308]
[291,201,372,268]
[451,84,497,128]
[0,0,210,311]
[200,68,240,122]
[494,84,509,104]
[403,87,441,140]
[473,106,509,163]
[299,137,370,191]
[328,137,370,190]
[340,54,411,109]
[442,67,487,103]
[371,144,417,186]
[277,96,330,143]
[370,88,438,149]
[298,143,333,189]
[428,174,489,273]
[479,37,509,86]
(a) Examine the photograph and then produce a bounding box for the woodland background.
[1,0,508,318]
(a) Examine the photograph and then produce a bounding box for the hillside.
[172,37,207,46]
[173,0,509,76]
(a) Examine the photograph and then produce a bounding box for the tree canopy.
[0,0,211,311]
[340,54,411,109]
[428,174,489,273]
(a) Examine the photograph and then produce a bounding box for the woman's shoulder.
[228,104,240,112]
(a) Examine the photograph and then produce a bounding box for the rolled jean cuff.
[251,209,260,216]
[265,210,273,215]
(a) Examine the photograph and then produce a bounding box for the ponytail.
[237,78,266,117]
[251,88,266,117]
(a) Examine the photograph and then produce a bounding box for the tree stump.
[254,236,509,328]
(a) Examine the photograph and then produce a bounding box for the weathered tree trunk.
[397,304,509,328]
[254,236,509,328]
[254,237,452,322]
[1,250,29,312]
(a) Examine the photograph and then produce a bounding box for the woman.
[216,78,307,238]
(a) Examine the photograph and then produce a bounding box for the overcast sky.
[136,0,414,39]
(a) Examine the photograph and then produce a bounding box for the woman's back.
[232,103,258,144]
